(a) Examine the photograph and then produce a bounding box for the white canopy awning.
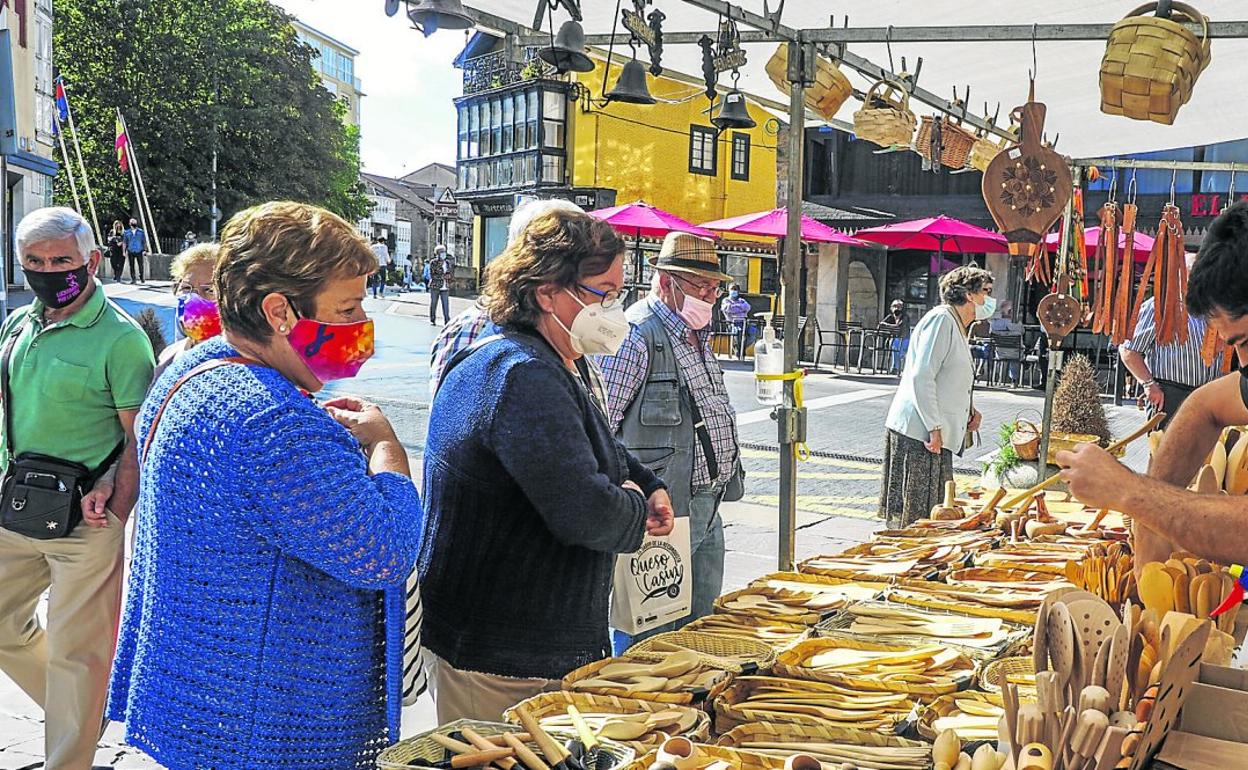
[468,0,1248,157]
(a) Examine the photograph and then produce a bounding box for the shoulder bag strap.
[140,355,257,464]
[2,316,30,462]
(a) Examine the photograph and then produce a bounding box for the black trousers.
[1154,379,1196,429]
[127,251,144,282]
[108,255,125,281]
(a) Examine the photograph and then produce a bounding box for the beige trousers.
[0,511,125,770]
[426,653,560,723]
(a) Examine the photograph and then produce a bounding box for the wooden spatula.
[1046,601,1077,694]
[1105,624,1130,713]
[1068,598,1120,692]
[1138,563,1174,616]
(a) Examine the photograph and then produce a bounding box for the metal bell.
[606,59,656,104]
[406,0,474,37]
[538,20,595,74]
[712,89,756,131]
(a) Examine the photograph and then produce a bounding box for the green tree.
[53,0,369,243]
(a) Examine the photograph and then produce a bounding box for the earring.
[279,324,288,333]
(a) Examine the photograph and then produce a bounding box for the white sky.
[274,0,464,177]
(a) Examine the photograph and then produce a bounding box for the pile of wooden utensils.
[568,650,727,696]
[430,709,611,770]
[1063,542,1136,608]
[930,729,1007,770]
[712,675,916,735]
[715,574,884,623]
[1136,555,1240,666]
[774,638,974,696]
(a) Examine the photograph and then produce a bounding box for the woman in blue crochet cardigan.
[107,202,422,769]
[420,210,675,723]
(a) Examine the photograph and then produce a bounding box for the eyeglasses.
[175,282,216,300]
[672,274,724,299]
[577,283,624,309]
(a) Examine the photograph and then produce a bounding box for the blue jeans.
[429,288,451,323]
[611,489,725,654]
[890,337,908,373]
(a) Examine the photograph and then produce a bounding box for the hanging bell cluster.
[405,0,474,37]
[606,59,656,104]
[539,20,595,74]
[712,89,755,131]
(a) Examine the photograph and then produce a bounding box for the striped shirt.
[1121,297,1222,388]
[597,295,740,489]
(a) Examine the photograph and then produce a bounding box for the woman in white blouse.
[880,266,995,527]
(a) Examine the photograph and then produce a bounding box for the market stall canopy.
[1044,225,1154,262]
[471,1,1248,157]
[856,215,1009,253]
[699,207,868,245]
[588,201,716,238]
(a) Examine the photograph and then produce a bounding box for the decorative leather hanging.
[983,91,1073,274]
[1038,275,1082,345]
[1091,199,1119,335]
[1111,201,1138,345]
[1128,204,1189,345]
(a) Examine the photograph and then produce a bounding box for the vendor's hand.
[924,429,943,455]
[968,408,983,433]
[1057,443,1135,510]
[81,480,113,528]
[1145,382,1164,410]
[324,395,398,449]
[645,488,675,536]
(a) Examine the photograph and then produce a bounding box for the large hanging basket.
[853,79,916,148]
[765,44,852,122]
[1011,419,1041,461]
[1099,1,1211,125]
[968,128,1017,173]
[915,115,976,170]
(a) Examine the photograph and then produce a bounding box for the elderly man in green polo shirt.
[0,207,154,769]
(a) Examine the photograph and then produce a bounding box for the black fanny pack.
[1,448,118,539]
[0,316,120,539]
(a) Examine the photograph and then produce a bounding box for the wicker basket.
[624,630,777,674]
[968,129,1016,173]
[711,676,915,735]
[560,655,732,705]
[916,115,977,169]
[624,744,783,770]
[884,585,1038,626]
[1011,419,1041,461]
[916,691,1012,742]
[852,79,916,147]
[715,573,886,625]
[979,655,1037,698]
[815,599,1031,661]
[502,691,710,752]
[683,613,811,652]
[1099,1,1211,125]
[765,44,852,122]
[773,637,977,698]
[1047,431,1126,465]
[717,721,929,764]
[376,719,635,770]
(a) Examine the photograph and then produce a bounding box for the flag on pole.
[115,115,129,172]
[54,78,69,122]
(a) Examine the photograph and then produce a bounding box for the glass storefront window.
[543,119,564,149]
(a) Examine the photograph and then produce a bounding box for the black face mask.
[24,265,90,309]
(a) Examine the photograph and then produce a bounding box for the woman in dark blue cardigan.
[420,210,674,722]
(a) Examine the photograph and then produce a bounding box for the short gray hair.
[939,266,994,306]
[509,198,584,244]
[17,206,96,261]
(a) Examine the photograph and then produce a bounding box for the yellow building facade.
[455,34,778,294]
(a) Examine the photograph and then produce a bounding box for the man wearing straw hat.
[599,231,744,649]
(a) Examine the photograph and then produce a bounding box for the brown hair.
[939,266,994,306]
[215,201,376,342]
[170,243,221,284]
[480,209,624,328]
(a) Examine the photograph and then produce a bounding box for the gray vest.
[616,303,697,518]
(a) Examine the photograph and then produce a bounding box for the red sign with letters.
[1190,193,1248,217]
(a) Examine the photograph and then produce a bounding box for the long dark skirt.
[879,429,954,529]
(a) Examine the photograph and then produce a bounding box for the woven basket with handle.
[1099,1,1211,125]
[764,44,852,122]
[852,79,916,148]
[1011,419,1042,461]
[968,129,1016,173]
[916,115,977,169]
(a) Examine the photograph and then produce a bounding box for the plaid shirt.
[429,305,608,414]
[598,295,739,488]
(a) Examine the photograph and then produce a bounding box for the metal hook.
[1170,164,1178,205]
[1129,169,1138,203]
[1108,166,1118,202]
[886,25,894,73]
[1030,23,1038,82]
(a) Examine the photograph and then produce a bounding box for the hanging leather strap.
[140,356,259,464]
[1112,203,1138,345]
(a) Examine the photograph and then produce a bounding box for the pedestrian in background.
[124,217,146,284]
[719,282,752,358]
[370,236,391,299]
[0,206,154,768]
[879,266,993,528]
[107,219,127,282]
[599,232,744,650]
[181,230,197,251]
[1120,253,1221,429]
[155,243,222,380]
[108,201,422,769]
[879,299,911,374]
[427,244,453,324]
[419,209,673,722]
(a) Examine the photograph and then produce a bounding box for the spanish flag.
[115,116,129,173]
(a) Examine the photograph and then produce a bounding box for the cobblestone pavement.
[0,283,1154,766]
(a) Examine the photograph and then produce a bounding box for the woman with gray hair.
[879,266,995,527]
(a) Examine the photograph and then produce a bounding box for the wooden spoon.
[1105,624,1129,713]
[1045,601,1077,693]
[1138,563,1174,616]
[1173,571,1191,614]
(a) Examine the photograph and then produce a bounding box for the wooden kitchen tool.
[931,481,964,520]
[1104,624,1129,713]
[1067,709,1109,770]
[932,729,960,770]
[1091,633,1112,688]
[503,733,553,770]
[982,91,1073,270]
[1002,683,1021,766]
[1044,601,1077,693]
[1138,563,1175,616]
[460,729,521,770]
[1078,685,1112,715]
[1034,671,1063,749]
[1067,599,1120,692]
[1016,743,1053,770]
[1128,620,1212,770]
[1094,725,1129,770]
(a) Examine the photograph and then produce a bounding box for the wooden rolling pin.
[503,733,552,770]
[1001,412,1165,510]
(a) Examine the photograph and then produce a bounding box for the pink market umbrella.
[699,208,867,246]
[1043,226,1154,263]
[856,215,1009,255]
[589,201,715,239]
